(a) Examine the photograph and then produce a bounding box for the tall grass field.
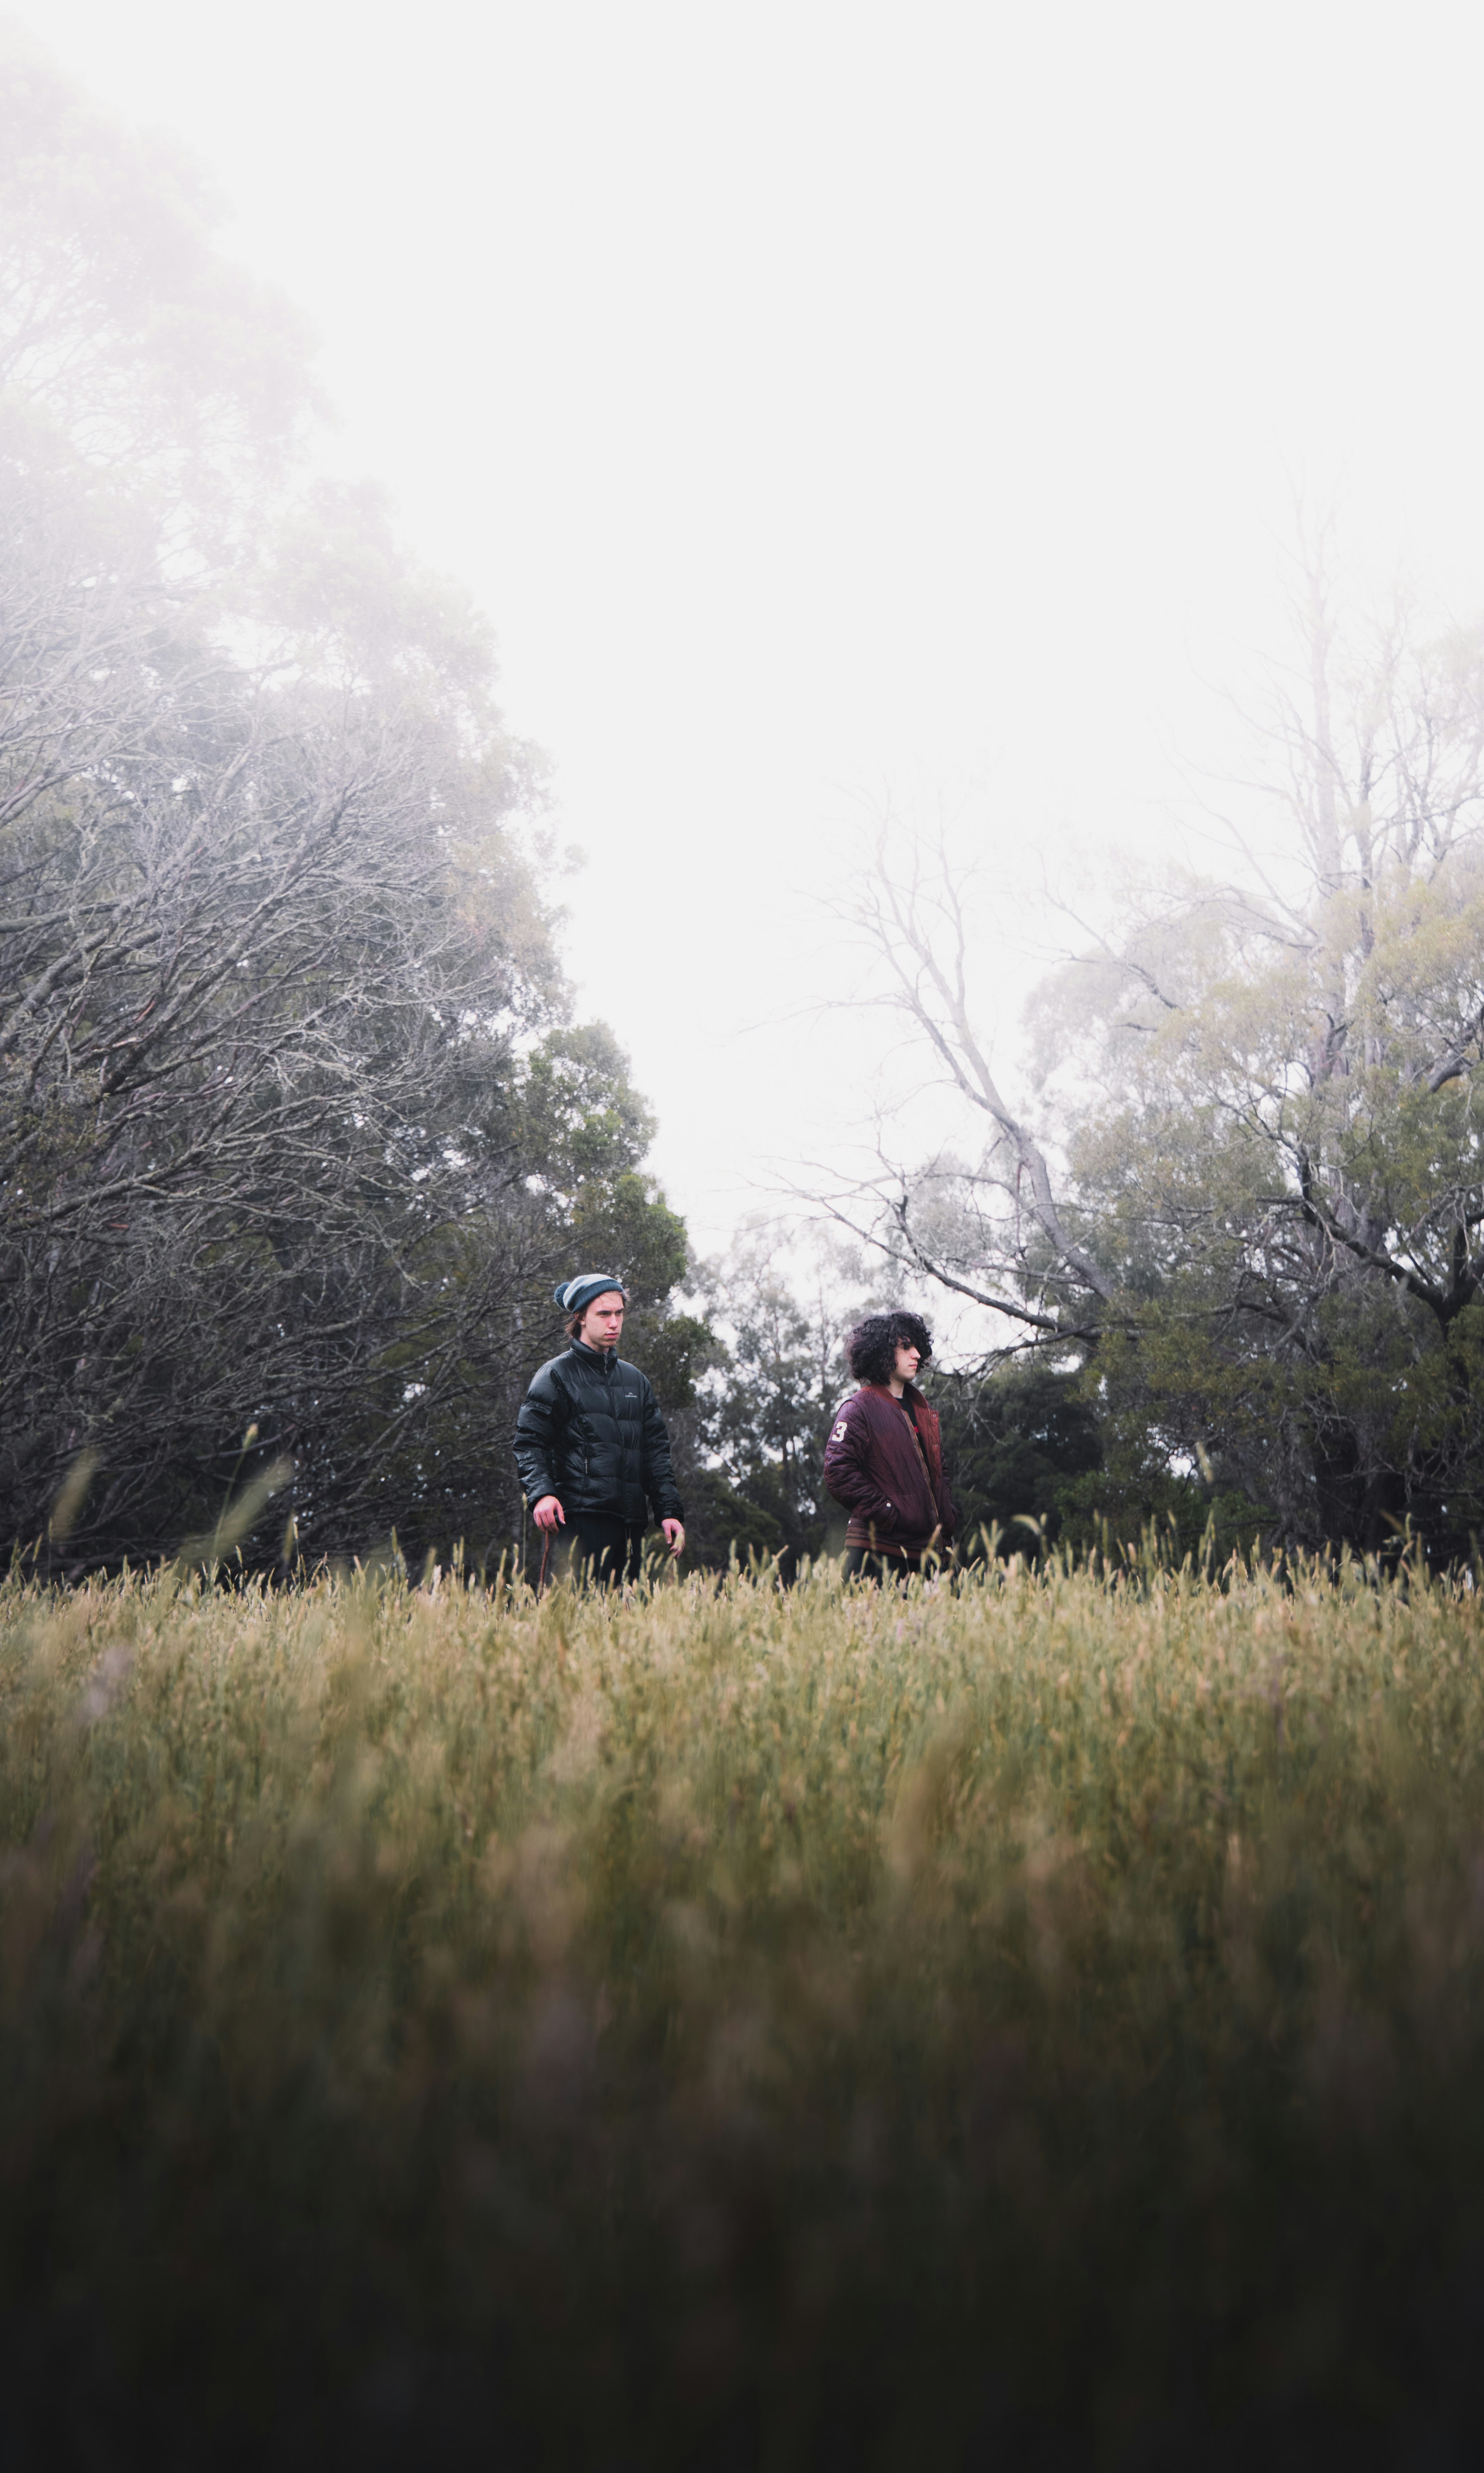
[3,1547,1483,2467]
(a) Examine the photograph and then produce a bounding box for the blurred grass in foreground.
[3,1548,1484,2469]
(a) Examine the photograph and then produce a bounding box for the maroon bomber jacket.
[822,1383,956,1558]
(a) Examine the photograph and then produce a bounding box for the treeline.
[8,40,1484,1576]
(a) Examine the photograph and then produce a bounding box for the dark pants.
[555,1515,645,1587]
[842,1546,922,1585]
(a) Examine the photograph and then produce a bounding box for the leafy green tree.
[934,1364,1103,1558]
[825,567,1484,1557]
[685,1229,871,1572]
[0,43,691,1573]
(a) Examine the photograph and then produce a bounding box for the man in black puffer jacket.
[514,1273,686,1584]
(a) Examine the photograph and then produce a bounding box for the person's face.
[894,1338,921,1385]
[580,1291,626,1350]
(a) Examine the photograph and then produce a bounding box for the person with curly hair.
[823,1310,956,1581]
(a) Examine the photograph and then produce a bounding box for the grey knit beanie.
[553,1272,628,1316]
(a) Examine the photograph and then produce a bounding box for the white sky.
[24,0,1484,1257]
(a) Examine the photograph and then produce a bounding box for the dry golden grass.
[3,1547,1484,2466]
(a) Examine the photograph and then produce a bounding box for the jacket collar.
[862,1381,921,1412]
[570,1337,617,1375]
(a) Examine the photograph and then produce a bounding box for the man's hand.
[532,1495,564,1531]
[661,1518,685,1557]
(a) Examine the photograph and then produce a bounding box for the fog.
[28,0,1484,1248]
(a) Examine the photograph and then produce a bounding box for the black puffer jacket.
[513,1339,684,1526]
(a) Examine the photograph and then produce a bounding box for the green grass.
[3,1547,1484,2467]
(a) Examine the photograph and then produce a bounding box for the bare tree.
[816,825,1112,1348]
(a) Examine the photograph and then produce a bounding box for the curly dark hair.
[846,1311,933,1387]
